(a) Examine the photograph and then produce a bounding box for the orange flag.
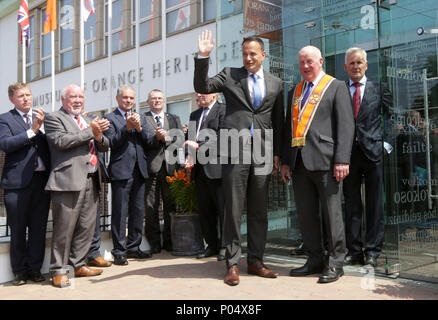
[43,0,56,34]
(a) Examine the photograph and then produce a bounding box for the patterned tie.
[155,115,162,128]
[301,82,314,110]
[23,114,31,129]
[200,108,208,130]
[74,116,97,166]
[353,82,361,118]
[251,73,262,110]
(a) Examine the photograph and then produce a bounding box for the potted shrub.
[166,169,204,256]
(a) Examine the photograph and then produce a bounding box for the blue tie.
[301,82,313,110]
[251,73,262,109]
[24,114,31,129]
[155,116,162,128]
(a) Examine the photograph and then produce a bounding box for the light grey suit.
[44,107,109,276]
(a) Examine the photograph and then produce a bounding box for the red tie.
[74,116,97,166]
[353,82,361,118]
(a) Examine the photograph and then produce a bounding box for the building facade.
[0,0,437,283]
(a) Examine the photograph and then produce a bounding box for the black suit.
[104,109,156,257]
[282,77,354,268]
[194,57,284,268]
[144,111,183,249]
[0,108,50,276]
[343,80,392,259]
[188,102,226,251]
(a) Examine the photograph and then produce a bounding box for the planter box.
[170,212,204,256]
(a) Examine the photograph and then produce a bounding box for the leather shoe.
[88,256,112,267]
[344,254,364,265]
[197,247,219,259]
[290,243,305,256]
[217,248,226,261]
[127,250,152,259]
[247,261,278,278]
[224,266,240,286]
[318,266,344,283]
[289,261,324,277]
[74,266,103,277]
[27,270,45,282]
[365,255,377,268]
[163,242,172,252]
[12,273,27,286]
[52,274,70,288]
[113,255,128,266]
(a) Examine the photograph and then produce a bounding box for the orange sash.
[291,73,335,147]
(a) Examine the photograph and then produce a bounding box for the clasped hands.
[90,117,110,141]
[126,112,142,132]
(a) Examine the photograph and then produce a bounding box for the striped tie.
[23,114,31,129]
[74,116,97,166]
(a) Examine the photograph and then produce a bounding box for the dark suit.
[104,109,156,257]
[144,111,183,249]
[194,57,284,268]
[44,107,109,276]
[343,80,392,259]
[282,77,354,268]
[188,102,226,251]
[0,108,50,276]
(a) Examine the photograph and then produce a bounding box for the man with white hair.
[342,47,392,268]
[281,46,354,283]
[44,84,110,288]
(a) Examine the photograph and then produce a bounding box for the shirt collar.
[349,75,367,87]
[307,71,325,87]
[248,67,264,79]
[15,108,32,118]
[151,110,164,119]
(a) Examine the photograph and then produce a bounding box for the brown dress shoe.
[247,261,279,278]
[52,274,70,288]
[74,266,103,277]
[88,256,112,267]
[224,266,240,286]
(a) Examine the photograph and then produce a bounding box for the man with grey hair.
[281,45,354,283]
[104,85,164,265]
[45,84,110,288]
[342,47,392,268]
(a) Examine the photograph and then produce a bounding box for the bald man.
[281,46,354,283]
[44,84,110,288]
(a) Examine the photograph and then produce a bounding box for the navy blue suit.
[104,109,157,256]
[0,108,50,275]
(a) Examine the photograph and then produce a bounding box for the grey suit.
[194,56,284,268]
[144,111,183,249]
[282,78,354,268]
[44,107,109,276]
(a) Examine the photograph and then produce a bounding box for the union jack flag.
[17,0,30,47]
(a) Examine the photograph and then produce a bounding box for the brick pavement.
[0,251,436,301]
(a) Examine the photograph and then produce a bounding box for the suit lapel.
[260,72,274,110]
[60,107,81,132]
[11,109,28,131]
[239,68,253,111]
[113,109,126,128]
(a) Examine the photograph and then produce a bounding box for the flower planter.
[170,212,204,256]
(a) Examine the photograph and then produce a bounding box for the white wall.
[0,12,19,111]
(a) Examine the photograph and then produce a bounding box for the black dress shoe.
[113,255,128,266]
[289,261,324,277]
[27,270,45,282]
[163,242,172,252]
[344,254,364,265]
[196,247,219,259]
[365,255,377,267]
[217,248,226,261]
[12,273,27,286]
[127,250,152,259]
[290,243,305,256]
[318,266,344,283]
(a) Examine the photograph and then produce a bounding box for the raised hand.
[198,29,216,57]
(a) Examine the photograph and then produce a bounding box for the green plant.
[166,169,198,214]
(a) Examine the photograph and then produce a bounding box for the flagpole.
[108,0,112,114]
[161,0,166,112]
[22,38,26,83]
[80,0,85,89]
[135,0,140,113]
[51,30,55,112]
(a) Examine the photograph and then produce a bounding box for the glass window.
[40,8,52,77]
[105,0,124,53]
[167,100,190,126]
[59,0,74,70]
[166,0,190,34]
[26,15,35,82]
[132,0,158,43]
[203,0,240,21]
[85,10,97,61]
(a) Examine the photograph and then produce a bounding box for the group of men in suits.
[0,34,388,288]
